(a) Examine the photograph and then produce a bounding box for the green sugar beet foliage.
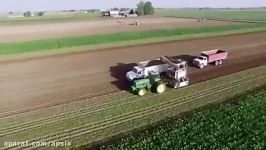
[103,86,266,149]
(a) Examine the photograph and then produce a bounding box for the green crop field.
[156,9,266,21]
[0,12,101,25]
[0,23,266,56]
[1,65,266,149]
[106,86,266,150]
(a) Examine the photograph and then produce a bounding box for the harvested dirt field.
[0,16,232,43]
[0,32,266,117]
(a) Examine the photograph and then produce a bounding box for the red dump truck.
[193,49,228,68]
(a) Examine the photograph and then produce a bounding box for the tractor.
[127,56,189,96]
[131,71,166,96]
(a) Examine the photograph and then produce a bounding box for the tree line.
[137,1,155,16]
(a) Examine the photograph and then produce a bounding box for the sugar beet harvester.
[126,56,189,96]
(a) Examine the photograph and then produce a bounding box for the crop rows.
[0,86,119,118]
[7,72,265,150]
[0,93,138,136]
[111,86,266,150]
[1,71,265,138]
[46,75,265,142]
[26,75,266,149]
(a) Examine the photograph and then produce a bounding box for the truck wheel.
[155,82,166,94]
[215,61,219,66]
[138,89,146,96]
[200,64,204,69]
[219,60,223,65]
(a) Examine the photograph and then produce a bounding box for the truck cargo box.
[201,49,228,63]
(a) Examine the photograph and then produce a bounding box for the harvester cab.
[161,56,189,88]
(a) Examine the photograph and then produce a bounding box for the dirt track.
[0,17,232,43]
[0,31,266,117]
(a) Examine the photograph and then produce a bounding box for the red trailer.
[193,49,228,68]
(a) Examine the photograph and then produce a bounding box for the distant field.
[0,23,266,56]
[108,85,266,149]
[156,9,266,21]
[0,17,230,43]
[0,12,101,24]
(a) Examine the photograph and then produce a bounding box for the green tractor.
[131,72,166,96]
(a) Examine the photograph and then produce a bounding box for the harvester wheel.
[219,60,223,65]
[138,89,147,96]
[200,64,204,69]
[174,82,179,89]
[155,82,166,94]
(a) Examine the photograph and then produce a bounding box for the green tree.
[144,1,154,15]
[137,1,154,16]
[137,1,145,15]
[23,11,32,17]
[37,12,44,16]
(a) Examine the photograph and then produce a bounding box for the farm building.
[102,10,119,17]
[102,8,138,17]
[120,8,138,17]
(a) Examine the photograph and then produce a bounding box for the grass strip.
[0,23,266,55]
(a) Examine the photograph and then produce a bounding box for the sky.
[0,0,266,12]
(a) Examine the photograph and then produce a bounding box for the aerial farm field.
[1,65,266,149]
[156,8,266,21]
[0,8,266,149]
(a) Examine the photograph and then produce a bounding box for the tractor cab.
[131,71,166,96]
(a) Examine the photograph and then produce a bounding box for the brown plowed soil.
[0,31,266,117]
[0,17,232,43]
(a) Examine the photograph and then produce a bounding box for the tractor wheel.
[155,82,166,94]
[138,89,147,96]
[215,61,219,66]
